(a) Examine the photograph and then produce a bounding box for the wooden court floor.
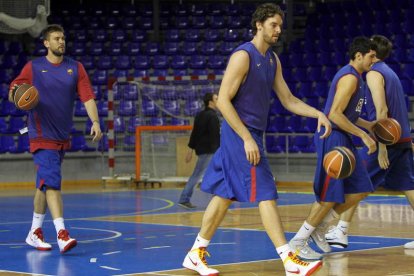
[0,181,413,276]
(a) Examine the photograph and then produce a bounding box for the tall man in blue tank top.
[325,35,414,250]
[9,25,102,253]
[182,3,331,276]
[289,37,378,260]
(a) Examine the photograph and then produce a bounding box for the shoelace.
[33,228,45,241]
[284,251,309,267]
[58,230,70,241]
[189,247,211,266]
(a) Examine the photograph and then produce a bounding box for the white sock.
[323,209,339,224]
[337,220,349,234]
[191,234,210,250]
[293,221,315,240]
[31,212,45,230]
[53,217,65,234]
[276,243,291,262]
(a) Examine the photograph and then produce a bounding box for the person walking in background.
[325,35,414,250]
[182,3,331,276]
[9,24,102,253]
[178,92,220,209]
[289,36,378,260]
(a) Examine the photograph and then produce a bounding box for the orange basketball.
[373,118,401,145]
[323,146,356,179]
[12,84,39,111]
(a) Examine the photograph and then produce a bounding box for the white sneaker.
[183,247,219,276]
[404,241,414,249]
[325,226,348,248]
[57,229,77,253]
[289,238,323,261]
[284,252,322,276]
[26,228,52,251]
[310,223,332,253]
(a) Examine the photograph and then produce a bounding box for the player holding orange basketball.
[325,35,414,250]
[289,36,378,260]
[8,24,102,253]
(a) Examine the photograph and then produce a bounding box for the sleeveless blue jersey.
[231,42,277,131]
[364,61,411,141]
[323,64,365,128]
[28,56,79,141]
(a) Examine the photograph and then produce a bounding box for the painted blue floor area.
[0,189,411,275]
[0,220,411,275]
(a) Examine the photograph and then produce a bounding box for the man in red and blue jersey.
[289,37,378,260]
[325,35,414,250]
[182,3,331,276]
[8,25,102,253]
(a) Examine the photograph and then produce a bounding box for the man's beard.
[51,48,65,57]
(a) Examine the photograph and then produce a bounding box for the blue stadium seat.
[112,29,126,42]
[204,29,221,42]
[228,16,245,29]
[184,99,201,116]
[170,55,188,69]
[123,135,136,151]
[142,86,158,100]
[124,84,139,100]
[114,55,132,70]
[163,100,181,116]
[96,56,113,70]
[165,29,181,42]
[153,69,169,77]
[127,117,146,133]
[7,42,23,55]
[201,42,218,55]
[144,42,161,56]
[164,42,180,55]
[153,55,169,69]
[150,117,166,126]
[189,55,207,69]
[223,29,240,42]
[91,70,108,85]
[209,15,226,28]
[185,29,201,42]
[0,136,17,153]
[7,117,25,134]
[122,17,138,29]
[303,117,318,133]
[0,117,7,133]
[80,55,94,70]
[107,42,122,56]
[266,116,286,133]
[74,100,88,116]
[131,30,146,42]
[0,69,12,83]
[171,118,189,125]
[140,17,153,30]
[125,42,141,56]
[88,42,104,56]
[114,116,126,133]
[73,29,88,42]
[219,42,238,55]
[401,79,413,96]
[118,100,137,116]
[172,69,188,76]
[176,16,191,29]
[16,134,29,153]
[208,55,226,69]
[97,101,108,117]
[142,100,159,116]
[0,55,18,69]
[182,42,197,56]
[133,55,151,70]
[192,16,208,29]
[93,30,108,43]
[240,29,254,41]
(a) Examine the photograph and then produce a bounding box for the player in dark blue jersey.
[325,35,414,250]
[9,25,102,253]
[289,37,378,260]
[182,3,330,276]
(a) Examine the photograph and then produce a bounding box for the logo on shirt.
[355,98,364,113]
[256,63,261,68]
[270,58,273,65]
[67,69,73,75]
[41,70,48,73]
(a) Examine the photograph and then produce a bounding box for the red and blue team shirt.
[323,64,365,128]
[10,56,95,152]
[364,61,411,144]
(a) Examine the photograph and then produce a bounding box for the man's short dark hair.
[370,35,392,60]
[348,36,377,60]
[251,3,284,35]
[203,92,216,108]
[41,24,64,41]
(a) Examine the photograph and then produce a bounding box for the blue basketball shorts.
[313,128,374,203]
[201,121,278,202]
[358,144,414,191]
[33,149,65,191]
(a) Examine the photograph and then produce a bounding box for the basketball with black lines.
[323,146,356,179]
[12,83,39,111]
[373,118,401,145]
